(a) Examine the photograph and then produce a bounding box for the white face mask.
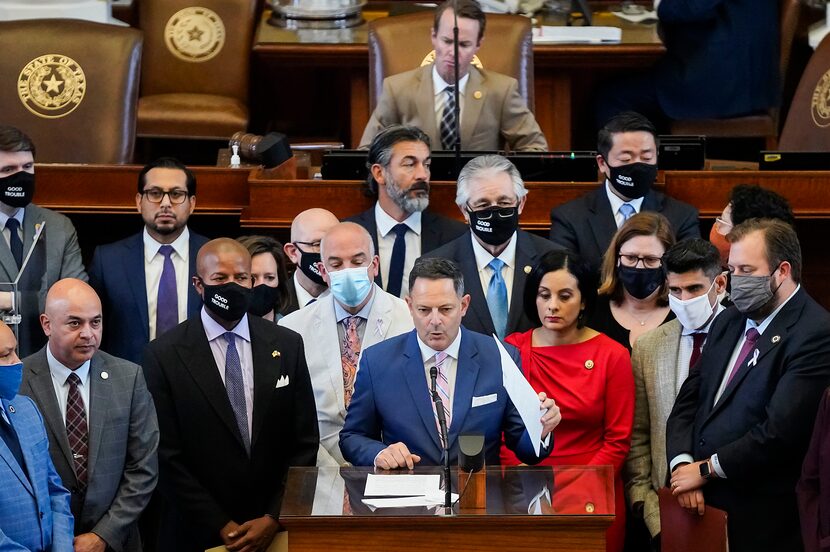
[668,279,717,331]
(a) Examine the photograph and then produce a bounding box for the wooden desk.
[280,466,614,552]
[251,5,663,149]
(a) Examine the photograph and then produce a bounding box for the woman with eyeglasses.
[500,249,633,552]
[237,235,291,322]
[589,212,676,352]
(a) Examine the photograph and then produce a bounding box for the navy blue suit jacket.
[89,230,208,364]
[340,328,552,467]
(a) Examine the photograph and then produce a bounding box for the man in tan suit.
[624,239,726,544]
[359,0,547,152]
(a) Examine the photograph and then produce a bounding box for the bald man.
[20,278,159,552]
[143,238,318,552]
[279,222,412,466]
[282,208,339,312]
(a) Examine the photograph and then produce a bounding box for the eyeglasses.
[714,217,733,236]
[142,189,189,204]
[293,240,322,252]
[466,204,518,220]
[618,254,663,269]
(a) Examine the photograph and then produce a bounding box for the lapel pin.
[272,350,280,358]
[748,349,760,367]
[585,502,595,513]
[101,371,109,380]
[8,405,15,413]
[584,360,594,370]
[473,90,482,100]
[771,335,780,344]
[524,265,532,274]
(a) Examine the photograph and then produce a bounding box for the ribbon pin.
[747,349,760,367]
[374,318,385,337]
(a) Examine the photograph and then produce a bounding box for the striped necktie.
[433,351,451,448]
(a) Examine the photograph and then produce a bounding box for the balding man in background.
[144,238,318,552]
[282,208,340,312]
[20,279,158,552]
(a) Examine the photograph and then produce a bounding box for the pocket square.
[275,375,290,389]
[471,393,497,407]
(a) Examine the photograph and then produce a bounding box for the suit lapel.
[458,236,495,335]
[86,355,109,480]
[1,398,35,495]
[587,187,619,258]
[250,318,281,448]
[447,329,480,449]
[656,323,681,398]
[417,66,440,144]
[420,211,443,254]
[506,231,537,335]
[24,351,75,474]
[186,233,204,316]
[362,287,394,350]
[0,209,22,280]
[316,296,346,418]
[460,68,485,148]
[401,332,443,452]
[125,235,150,340]
[360,209,383,287]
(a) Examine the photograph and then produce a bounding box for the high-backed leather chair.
[0,19,141,163]
[137,0,256,140]
[669,0,800,149]
[368,11,534,112]
[778,34,830,149]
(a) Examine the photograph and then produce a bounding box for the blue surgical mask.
[0,362,23,400]
[328,266,373,307]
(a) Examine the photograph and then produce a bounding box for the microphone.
[430,365,452,509]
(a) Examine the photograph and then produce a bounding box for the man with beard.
[89,158,208,364]
[347,125,467,297]
[282,208,339,313]
[666,219,830,552]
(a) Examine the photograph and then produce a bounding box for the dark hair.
[365,125,431,195]
[663,239,723,280]
[597,111,657,160]
[729,184,795,227]
[137,157,197,196]
[408,257,465,297]
[524,250,597,328]
[433,0,486,42]
[0,125,36,157]
[727,218,802,283]
[236,235,291,314]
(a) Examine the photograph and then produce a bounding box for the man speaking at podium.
[359,0,548,152]
[340,257,560,469]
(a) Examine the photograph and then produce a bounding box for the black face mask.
[606,161,657,200]
[617,266,664,300]
[467,206,519,246]
[248,284,280,317]
[201,281,251,322]
[0,171,35,208]
[294,246,326,287]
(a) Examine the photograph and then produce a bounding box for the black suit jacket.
[142,315,319,552]
[666,289,830,552]
[345,206,468,288]
[423,230,558,337]
[549,185,699,274]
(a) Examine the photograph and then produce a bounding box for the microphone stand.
[430,367,452,511]
[451,2,462,177]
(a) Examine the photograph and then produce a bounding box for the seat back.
[368,11,534,112]
[0,18,142,163]
[138,0,256,102]
[779,34,830,149]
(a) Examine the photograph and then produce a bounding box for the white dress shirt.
[433,66,470,135]
[471,231,517,311]
[201,308,254,437]
[144,227,190,340]
[375,202,421,297]
[46,344,91,425]
[417,329,462,417]
[675,302,725,395]
[605,181,645,227]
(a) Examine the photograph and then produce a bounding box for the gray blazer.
[20,347,159,552]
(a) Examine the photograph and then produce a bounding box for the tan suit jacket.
[624,319,683,537]
[359,64,548,151]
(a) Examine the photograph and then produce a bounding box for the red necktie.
[65,373,89,489]
[689,332,707,371]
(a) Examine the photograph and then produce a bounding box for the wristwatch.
[699,459,714,480]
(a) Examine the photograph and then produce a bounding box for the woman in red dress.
[500,249,634,552]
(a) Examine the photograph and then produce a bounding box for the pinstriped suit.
[0,394,74,551]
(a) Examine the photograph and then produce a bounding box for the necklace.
[627,307,658,327]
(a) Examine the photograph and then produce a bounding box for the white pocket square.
[471,393,497,408]
[275,375,290,389]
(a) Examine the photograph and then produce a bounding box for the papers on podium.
[495,336,546,456]
[362,474,458,509]
[531,26,622,44]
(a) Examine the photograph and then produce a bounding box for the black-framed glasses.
[142,188,189,204]
[466,204,518,220]
[618,254,662,269]
[293,240,322,252]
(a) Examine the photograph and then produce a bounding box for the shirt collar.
[433,65,470,97]
[746,284,801,335]
[143,226,190,263]
[681,301,725,336]
[46,343,91,386]
[333,285,376,323]
[0,207,25,230]
[417,328,463,362]
[374,202,422,237]
[200,307,251,343]
[605,180,645,217]
[471,231,517,271]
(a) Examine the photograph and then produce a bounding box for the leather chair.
[137,0,257,140]
[778,33,830,149]
[0,18,141,164]
[669,0,801,149]
[368,11,534,112]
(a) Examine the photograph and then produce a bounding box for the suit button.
[40,511,44,519]
[699,439,706,447]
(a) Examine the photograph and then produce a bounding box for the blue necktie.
[224,332,250,454]
[5,218,22,269]
[386,223,408,297]
[487,258,508,338]
[156,245,178,337]
[619,203,635,222]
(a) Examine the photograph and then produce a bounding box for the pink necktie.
[433,351,451,447]
[726,328,761,386]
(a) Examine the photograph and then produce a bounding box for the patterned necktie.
[5,218,23,269]
[223,332,250,454]
[689,332,707,371]
[487,258,508,338]
[156,244,178,337]
[726,328,761,386]
[386,224,408,297]
[341,316,361,408]
[432,351,451,448]
[65,373,89,489]
[440,85,457,150]
[619,203,635,223]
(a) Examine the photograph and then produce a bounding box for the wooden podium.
[279,466,614,552]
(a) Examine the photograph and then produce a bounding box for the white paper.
[531,26,622,44]
[495,336,544,456]
[611,9,658,24]
[364,474,441,497]
[362,492,459,510]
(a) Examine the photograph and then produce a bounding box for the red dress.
[500,330,634,552]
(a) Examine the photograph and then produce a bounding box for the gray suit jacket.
[0,204,88,357]
[624,319,682,537]
[20,347,159,552]
[360,64,548,152]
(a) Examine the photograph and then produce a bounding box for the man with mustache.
[347,125,467,298]
[89,158,209,364]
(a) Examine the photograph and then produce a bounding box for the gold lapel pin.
[585,502,595,513]
[771,335,780,344]
[524,265,532,274]
[101,371,109,380]
[272,350,280,358]
[584,360,594,370]
[473,90,482,100]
